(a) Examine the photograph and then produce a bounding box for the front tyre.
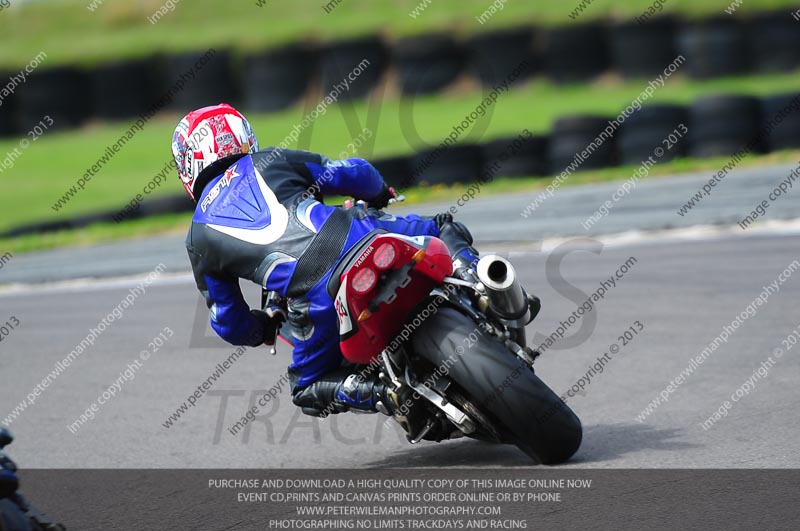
[411,307,582,464]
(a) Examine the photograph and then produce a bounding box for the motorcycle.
[266,196,582,464]
[0,428,66,531]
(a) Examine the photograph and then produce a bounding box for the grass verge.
[3,71,799,233]
[0,0,796,68]
[3,149,798,254]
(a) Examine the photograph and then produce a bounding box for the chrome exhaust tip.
[476,255,529,322]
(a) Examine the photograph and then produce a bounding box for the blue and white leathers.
[186,148,440,386]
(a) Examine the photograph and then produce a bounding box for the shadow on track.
[569,423,698,465]
[364,423,697,468]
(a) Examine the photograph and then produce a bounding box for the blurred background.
[0,0,798,252]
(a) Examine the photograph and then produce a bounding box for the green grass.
[4,148,798,254]
[3,70,799,233]
[0,213,190,255]
[0,0,797,68]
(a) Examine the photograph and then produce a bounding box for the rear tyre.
[411,307,582,464]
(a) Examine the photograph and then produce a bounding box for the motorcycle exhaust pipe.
[476,255,529,322]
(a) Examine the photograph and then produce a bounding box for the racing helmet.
[172,103,259,201]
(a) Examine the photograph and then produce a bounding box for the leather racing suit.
[186,148,477,416]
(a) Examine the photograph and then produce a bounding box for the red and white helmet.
[172,103,259,201]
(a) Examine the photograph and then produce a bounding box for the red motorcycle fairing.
[334,234,453,364]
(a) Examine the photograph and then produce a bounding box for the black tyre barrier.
[7,88,800,238]
[319,36,389,101]
[0,212,107,238]
[548,115,616,172]
[67,211,120,229]
[688,95,762,158]
[543,23,609,83]
[16,66,90,131]
[162,49,237,110]
[242,45,317,112]
[761,93,800,152]
[608,17,678,78]
[0,71,17,137]
[411,143,483,185]
[618,104,689,165]
[480,135,548,178]
[466,27,537,88]
[395,34,467,95]
[372,155,413,190]
[138,195,195,217]
[1,219,70,238]
[90,57,159,121]
[747,10,800,74]
[0,195,195,238]
[677,18,749,80]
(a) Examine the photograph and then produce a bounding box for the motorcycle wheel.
[410,307,582,464]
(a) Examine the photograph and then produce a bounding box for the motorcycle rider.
[0,428,66,530]
[173,103,479,417]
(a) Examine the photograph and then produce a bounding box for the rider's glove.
[432,212,453,229]
[249,309,286,347]
[368,184,395,209]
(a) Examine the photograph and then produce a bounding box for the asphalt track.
[1,163,800,469]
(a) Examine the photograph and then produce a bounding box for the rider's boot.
[290,367,400,417]
[438,219,480,278]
